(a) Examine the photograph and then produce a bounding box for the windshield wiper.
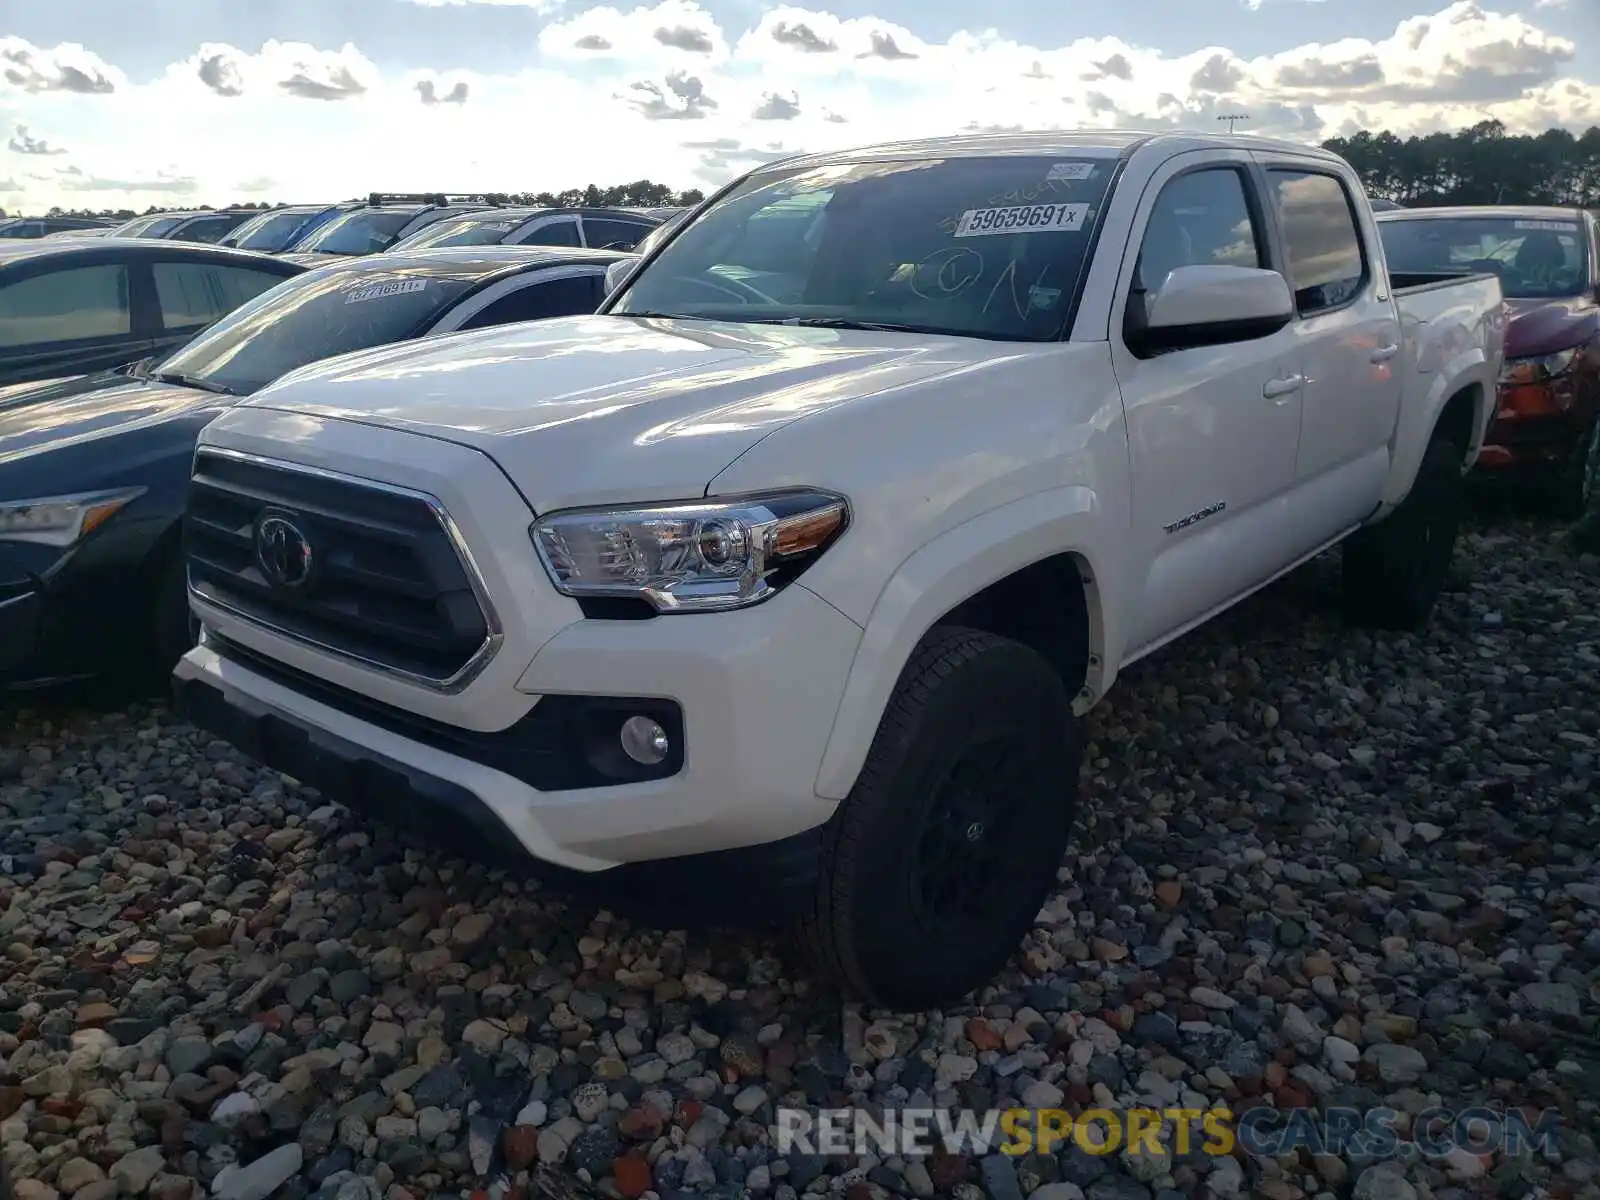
[756,317,988,337]
[617,310,702,321]
[152,371,237,396]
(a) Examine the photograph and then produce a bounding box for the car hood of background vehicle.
[1505,295,1600,358]
[238,314,1014,510]
[0,373,220,466]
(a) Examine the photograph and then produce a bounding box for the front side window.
[0,265,131,347]
[1378,215,1591,300]
[1268,170,1366,314]
[294,210,417,255]
[151,267,477,393]
[613,154,1119,340]
[153,262,289,330]
[1134,167,1264,297]
[582,217,651,249]
[512,218,581,247]
[458,275,603,329]
[400,214,526,249]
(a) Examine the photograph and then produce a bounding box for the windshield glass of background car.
[116,215,182,238]
[152,269,475,393]
[611,155,1118,340]
[1379,216,1590,299]
[226,210,314,251]
[294,210,415,255]
[402,215,522,249]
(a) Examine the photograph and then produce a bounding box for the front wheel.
[797,626,1082,1010]
[1340,433,1464,631]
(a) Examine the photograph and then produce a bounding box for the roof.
[755,128,1345,174]
[1375,204,1590,222]
[293,244,635,281]
[0,237,304,268]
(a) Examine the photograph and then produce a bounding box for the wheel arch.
[812,487,1113,801]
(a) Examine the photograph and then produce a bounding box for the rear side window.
[0,265,131,347]
[514,218,581,247]
[1268,170,1366,314]
[173,216,242,244]
[458,275,603,329]
[1135,168,1264,295]
[154,262,288,330]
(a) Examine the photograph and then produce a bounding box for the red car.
[1378,205,1599,515]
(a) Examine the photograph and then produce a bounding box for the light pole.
[1217,114,1250,134]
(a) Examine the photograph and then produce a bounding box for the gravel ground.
[3,512,1599,1200]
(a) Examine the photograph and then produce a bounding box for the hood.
[1505,294,1599,359]
[239,314,1013,510]
[0,372,222,473]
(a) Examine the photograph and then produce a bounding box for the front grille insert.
[186,447,500,690]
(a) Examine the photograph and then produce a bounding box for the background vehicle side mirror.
[604,259,634,298]
[1131,265,1296,355]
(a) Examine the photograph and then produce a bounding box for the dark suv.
[0,216,117,238]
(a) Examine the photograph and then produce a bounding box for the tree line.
[30,180,707,220]
[19,123,1600,220]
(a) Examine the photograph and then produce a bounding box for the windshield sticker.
[1046,162,1096,182]
[1514,220,1579,233]
[954,203,1090,238]
[344,279,428,304]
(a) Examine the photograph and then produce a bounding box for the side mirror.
[604,259,634,298]
[1133,265,1295,354]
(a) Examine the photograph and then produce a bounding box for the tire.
[1340,433,1464,631]
[1551,419,1600,520]
[797,625,1082,1010]
[151,554,200,677]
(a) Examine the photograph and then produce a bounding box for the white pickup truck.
[175,131,1505,1009]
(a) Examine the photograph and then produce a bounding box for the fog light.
[619,715,670,765]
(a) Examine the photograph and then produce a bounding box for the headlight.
[1500,346,1580,385]
[0,487,145,547]
[532,490,848,613]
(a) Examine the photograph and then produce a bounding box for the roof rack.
[366,192,513,207]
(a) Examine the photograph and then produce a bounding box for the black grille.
[186,450,492,684]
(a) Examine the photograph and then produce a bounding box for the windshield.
[612,154,1117,340]
[150,267,476,394]
[225,209,319,251]
[293,209,416,255]
[1379,215,1591,299]
[399,213,526,249]
[114,214,183,238]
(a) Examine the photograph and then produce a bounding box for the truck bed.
[1389,269,1500,296]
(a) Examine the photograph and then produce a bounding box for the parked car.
[0,245,633,691]
[0,238,304,387]
[173,130,1505,1008]
[220,204,349,253]
[392,206,662,253]
[1377,205,1599,514]
[108,210,256,243]
[282,193,507,263]
[43,227,115,241]
[0,216,115,238]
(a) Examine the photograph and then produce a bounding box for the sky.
[1,0,1596,214]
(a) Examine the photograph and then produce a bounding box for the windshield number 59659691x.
[954,203,1090,239]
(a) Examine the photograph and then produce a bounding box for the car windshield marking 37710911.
[173,131,1508,1010]
[610,154,1117,340]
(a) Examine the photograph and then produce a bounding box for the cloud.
[60,170,199,195]
[771,21,837,53]
[858,31,918,61]
[0,37,120,94]
[415,73,471,104]
[682,137,795,182]
[187,41,376,101]
[8,124,67,156]
[624,70,718,119]
[753,92,801,120]
[235,176,277,193]
[541,0,727,61]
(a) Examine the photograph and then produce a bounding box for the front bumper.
[174,580,863,874]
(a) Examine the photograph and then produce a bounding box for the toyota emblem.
[254,512,314,590]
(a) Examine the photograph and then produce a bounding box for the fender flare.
[1381,348,1495,509]
[811,485,1115,801]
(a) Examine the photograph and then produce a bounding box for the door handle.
[1263,374,1305,400]
[1370,343,1400,363]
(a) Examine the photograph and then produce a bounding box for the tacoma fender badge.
[1163,500,1226,534]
